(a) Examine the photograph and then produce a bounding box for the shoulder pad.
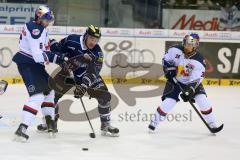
[67,34,80,41]
[167,45,183,55]
[26,21,44,39]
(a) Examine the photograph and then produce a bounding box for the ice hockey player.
[37,25,119,137]
[149,33,218,131]
[12,6,62,141]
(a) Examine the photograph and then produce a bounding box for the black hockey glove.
[74,73,97,98]
[163,60,177,80]
[74,84,87,98]
[50,39,60,52]
[180,85,195,102]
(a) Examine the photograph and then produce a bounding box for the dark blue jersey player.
[37,25,119,137]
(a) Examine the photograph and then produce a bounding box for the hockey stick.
[64,77,96,138]
[173,78,224,134]
[0,80,8,95]
[79,97,96,138]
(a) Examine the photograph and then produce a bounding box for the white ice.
[0,84,239,160]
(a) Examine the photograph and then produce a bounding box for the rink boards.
[0,26,240,85]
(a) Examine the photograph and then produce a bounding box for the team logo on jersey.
[177,63,194,77]
[177,65,189,77]
[32,29,40,36]
[97,52,103,62]
[186,63,194,70]
[185,63,194,74]
[175,54,180,59]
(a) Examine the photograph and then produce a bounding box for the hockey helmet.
[84,25,101,39]
[183,33,200,48]
[35,5,54,24]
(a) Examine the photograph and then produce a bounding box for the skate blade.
[13,135,28,143]
[101,131,119,137]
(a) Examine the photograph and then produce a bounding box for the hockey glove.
[50,39,61,52]
[163,60,177,80]
[74,84,87,98]
[180,85,195,102]
[83,53,96,63]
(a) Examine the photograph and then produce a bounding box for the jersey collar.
[185,51,197,59]
[80,36,88,50]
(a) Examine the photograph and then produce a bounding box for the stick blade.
[89,133,96,138]
[210,124,224,133]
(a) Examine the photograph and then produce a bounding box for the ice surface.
[0,84,239,160]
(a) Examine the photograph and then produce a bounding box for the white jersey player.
[12,6,60,141]
[149,33,218,132]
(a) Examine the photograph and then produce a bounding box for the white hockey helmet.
[35,5,54,25]
[183,33,200,48]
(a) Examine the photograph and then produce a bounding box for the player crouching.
[149,33,220,132]
[37,25,119,137]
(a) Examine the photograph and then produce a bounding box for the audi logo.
[103,40,155,68]
[0,47,13,68]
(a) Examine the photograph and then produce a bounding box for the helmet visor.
[40,11,54,25]
[184,36,199,47]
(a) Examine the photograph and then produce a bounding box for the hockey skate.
[45,115,56,138]
[37,114,59,133]
[101,122,119,137]
[148,120,158,133]
[148,124,156,132]
[148,111,163,133]
[14,123,29,142]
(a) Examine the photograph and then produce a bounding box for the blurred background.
[0,0,239,31]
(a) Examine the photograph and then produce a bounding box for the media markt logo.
[172,15,226,31]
